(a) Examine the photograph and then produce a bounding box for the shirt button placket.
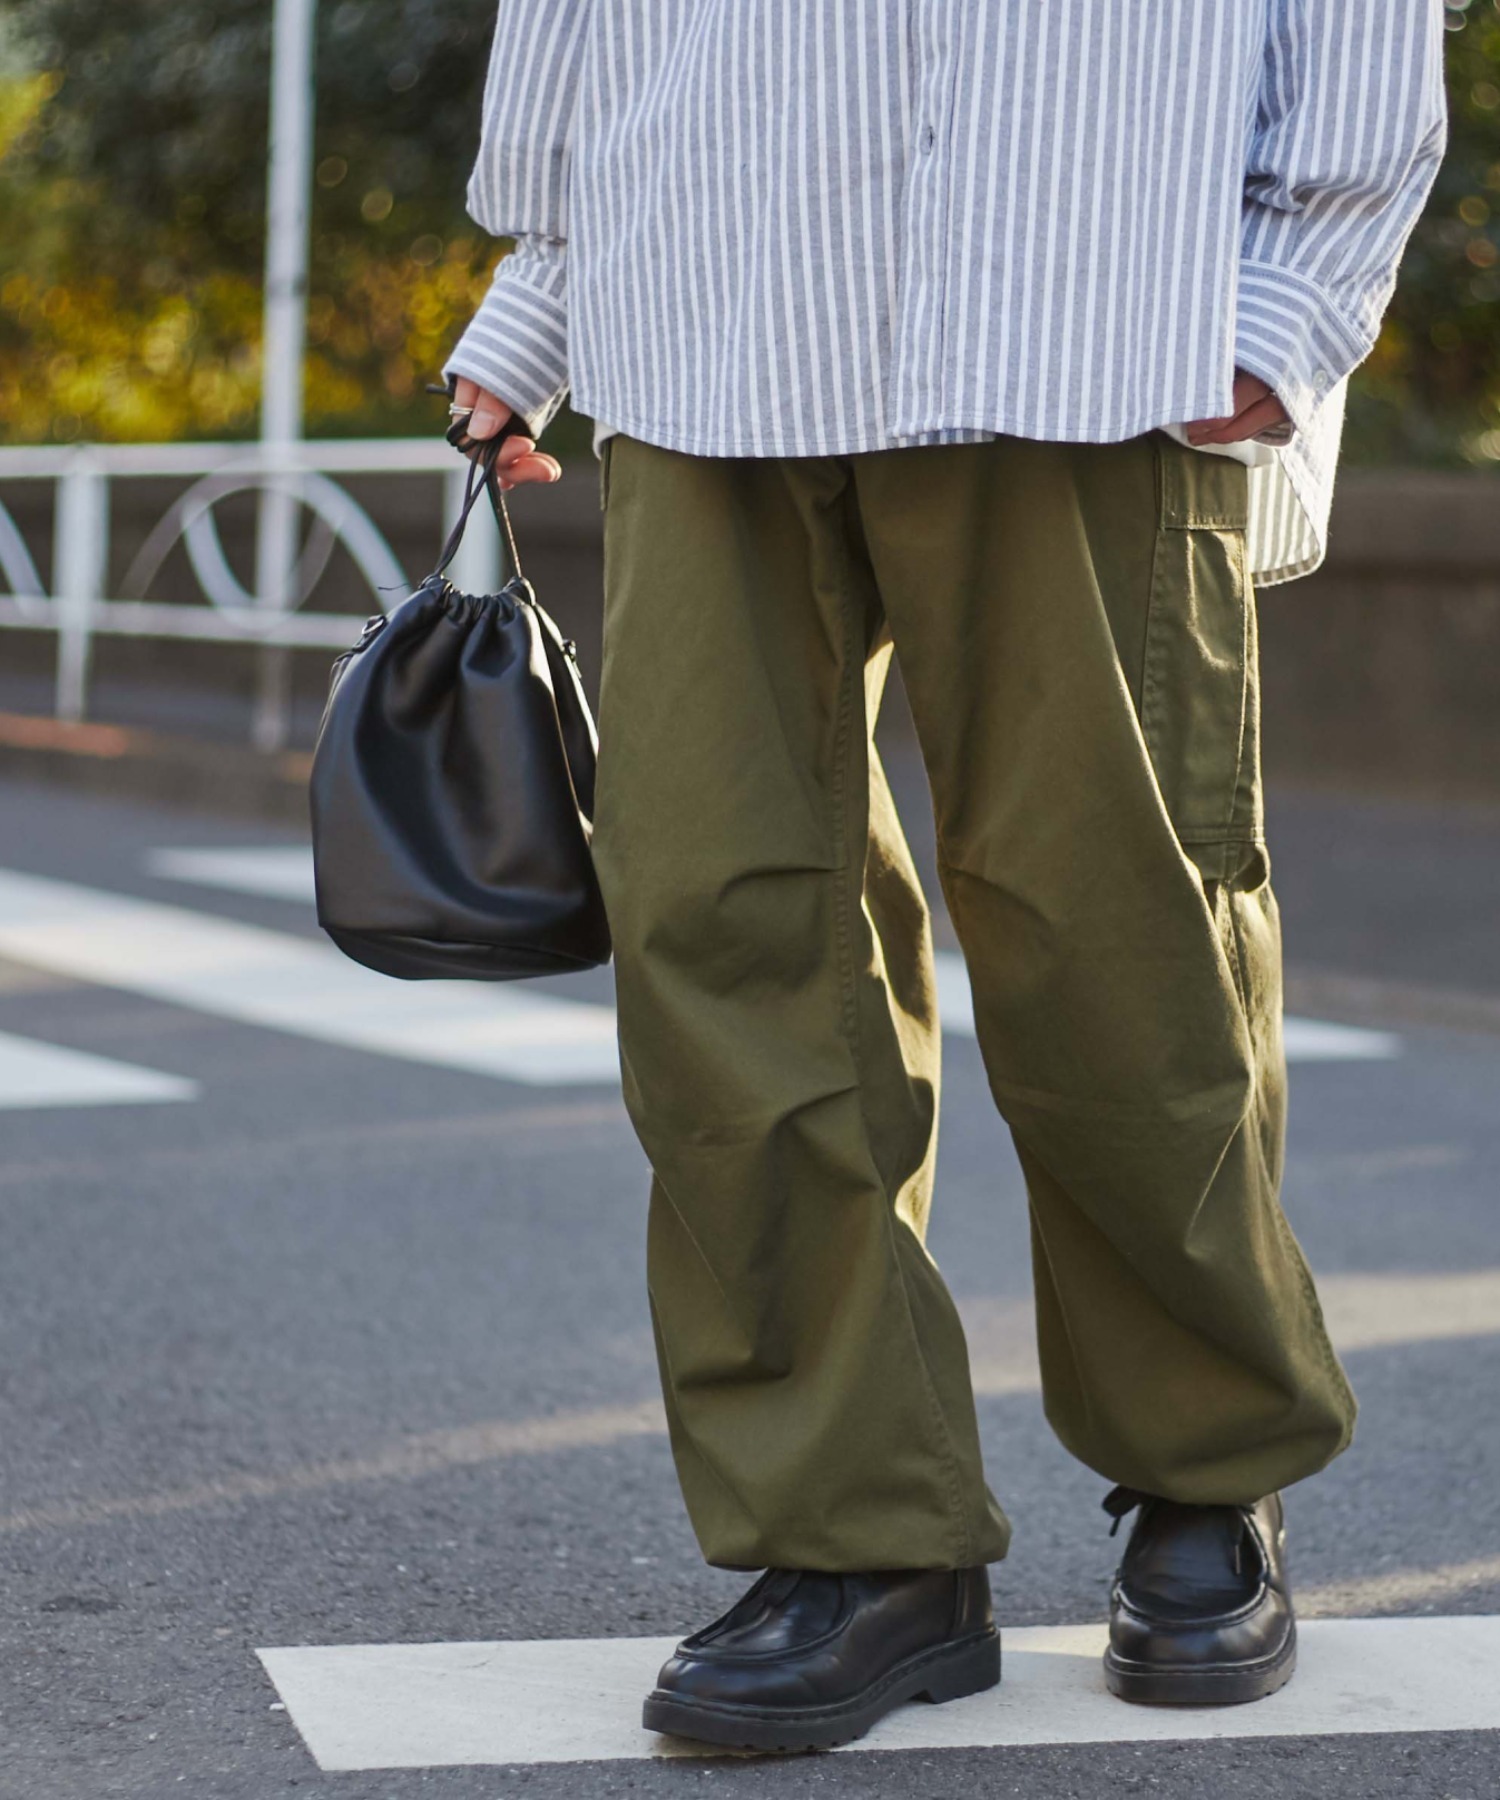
[922,5,957,428]
[893,3,949,436]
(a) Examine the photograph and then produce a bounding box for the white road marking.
[146,847,1403,1061]
[257,1616,1500,1769]
[935,947,1398,1060]
[1318,1268,1500,1353]
[962,1266,1500,1399]
[0,869,620,1087]
[148,845,318,901]
[0,1030,197,1110]
[931,950,979,1036]
[1279,1017,1401,1061]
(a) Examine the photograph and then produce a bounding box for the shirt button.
[1312,369,1330,393]
[920,123,936,152]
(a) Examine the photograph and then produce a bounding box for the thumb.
[466,389,515,440]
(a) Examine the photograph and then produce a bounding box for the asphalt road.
[1,762,1498,1799]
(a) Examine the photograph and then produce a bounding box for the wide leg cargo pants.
[592,428,1356,1573]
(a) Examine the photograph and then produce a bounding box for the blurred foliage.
[1345,0,1500,465]
[0,0,1497,463]
[0,0,513,444]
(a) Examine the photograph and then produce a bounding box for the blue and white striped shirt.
[445,2,1446,584]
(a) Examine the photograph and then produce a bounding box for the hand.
[451,378,564,489]
[1183,371,1290,448]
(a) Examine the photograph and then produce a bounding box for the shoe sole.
[1103,1622,1297,1706]
[641,1627,1001,1753]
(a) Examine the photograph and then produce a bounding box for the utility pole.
[253,0,317,753]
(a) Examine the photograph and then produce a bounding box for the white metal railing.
[0,439,501,751]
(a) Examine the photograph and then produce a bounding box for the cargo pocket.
[1139,434,1265,889]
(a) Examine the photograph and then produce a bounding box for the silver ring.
[448,403,474,419]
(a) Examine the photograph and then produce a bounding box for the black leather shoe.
[1102,1485,1296,1705]
[642,1566,1000,1752]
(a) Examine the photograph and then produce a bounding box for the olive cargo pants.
[592,429,1356,1572]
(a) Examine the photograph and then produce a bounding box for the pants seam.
[1219,882,1253,1023]
[830,533,862,1051]
[1224,890,1358,1437]
[1275,1207,1359,1444]
[1221,530,1253,846]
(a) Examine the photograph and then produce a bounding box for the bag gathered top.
[309,440,612,981]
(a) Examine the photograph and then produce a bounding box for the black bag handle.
[426,373,531,587]
[433,442,525,587]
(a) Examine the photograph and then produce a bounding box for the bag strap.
[433,441,525,587]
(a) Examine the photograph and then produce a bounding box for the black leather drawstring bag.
[309,445,611,980]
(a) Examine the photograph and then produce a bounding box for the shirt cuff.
[1234,260,1370,440]
[443,237,570,439]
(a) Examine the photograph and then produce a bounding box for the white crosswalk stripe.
[0,1029,197,1110]
[962,1266,1500,1398]
[932,946,1399,1061]
[147,847,1402,1063]
[0,868,620,1087]
[257,1617,1500,1769]
[1277,1018,1401,1061]
[147,845,319,901]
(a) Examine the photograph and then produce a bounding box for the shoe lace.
[1101,1485,1256,1578]
[1101,1484,1153,1538]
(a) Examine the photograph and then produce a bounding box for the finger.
[1185,371,1283,445]
[491,436,543,485]
[495,452,563,489]
[466,390,514,441]
[1183,414,1237,445]
[1230,371,1273,412]
[1226,394,1287,440]
[1196,394,1288,444]
[497,453,563,487]
[494,432,537,468]
[1186,395,1275,445]
[452,377,481,409]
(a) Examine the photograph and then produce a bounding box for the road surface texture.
[1,758,1498,1799]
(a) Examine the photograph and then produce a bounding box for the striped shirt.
[445,2,1446,584]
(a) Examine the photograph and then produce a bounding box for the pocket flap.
[1156,435,1251,531]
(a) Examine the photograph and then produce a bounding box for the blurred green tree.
[1,0,1497,464]
[1346,0,1500,464]
[0,0,522,444]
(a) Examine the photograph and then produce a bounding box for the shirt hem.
[576,396,1246,460]
[584,395,1329,588]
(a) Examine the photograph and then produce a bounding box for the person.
[442,0,1446,1754]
